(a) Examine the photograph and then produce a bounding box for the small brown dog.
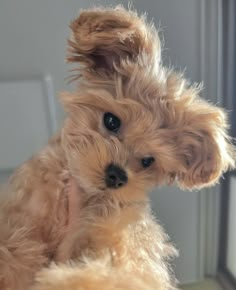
[0,6,235,290]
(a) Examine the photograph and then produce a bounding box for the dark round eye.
[103,112,121,133]
[141,157,155,168]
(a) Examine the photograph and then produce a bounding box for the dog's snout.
[105,164,128,189]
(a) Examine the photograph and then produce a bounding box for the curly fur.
[0,6,235,290]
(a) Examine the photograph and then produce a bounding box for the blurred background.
[0,1,235,289]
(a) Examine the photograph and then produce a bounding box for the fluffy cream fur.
[0,6,235,290]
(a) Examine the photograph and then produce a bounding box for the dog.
[0,6,235,290]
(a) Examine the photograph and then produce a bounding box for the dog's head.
[61,7,235,202]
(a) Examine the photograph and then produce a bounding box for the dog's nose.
[105,164,128,189]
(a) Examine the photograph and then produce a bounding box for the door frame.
[198,0,224,279]
[218,0,236,288]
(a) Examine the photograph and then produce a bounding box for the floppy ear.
[67,6,161,79]
[175,101,235,189]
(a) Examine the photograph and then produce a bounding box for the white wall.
[0,0,121,126]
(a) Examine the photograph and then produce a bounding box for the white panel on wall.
[227,176,236,278]
[0,78,55,169]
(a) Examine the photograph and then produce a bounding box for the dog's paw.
[67,6,161,75]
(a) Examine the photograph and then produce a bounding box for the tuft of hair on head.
[66,5,161,82]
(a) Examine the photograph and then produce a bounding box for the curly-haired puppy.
[0,6,235,290]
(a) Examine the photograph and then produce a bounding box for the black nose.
[105,164,128,189]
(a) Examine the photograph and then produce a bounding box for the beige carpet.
[182,278,223,290]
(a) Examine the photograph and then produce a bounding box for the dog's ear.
[174,100,235,189]
[67,6,161,79]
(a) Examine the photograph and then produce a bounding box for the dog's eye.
[103,112,121,133]
[141,157,155,168]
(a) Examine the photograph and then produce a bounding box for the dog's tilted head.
[61,6,235,203]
